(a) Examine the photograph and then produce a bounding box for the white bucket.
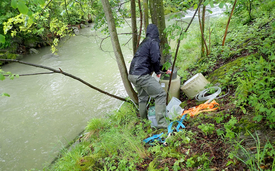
[181,73,209,98]
[159,75,181,101]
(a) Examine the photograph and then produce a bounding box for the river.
[0,4,226,171]
[0,24,133,170]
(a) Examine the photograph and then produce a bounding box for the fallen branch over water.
[0,59,127,102]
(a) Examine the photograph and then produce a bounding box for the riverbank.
[0,22,91,66]
[46,1,275,170]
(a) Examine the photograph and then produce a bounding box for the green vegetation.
[45,0,275,170]
[1,0,274,170]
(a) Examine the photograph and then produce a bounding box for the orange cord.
[181,100,219,117]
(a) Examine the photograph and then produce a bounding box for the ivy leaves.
[11,0,45,15]
[0,69,19,97]
[0,34,5,44]
[11,0,28,14]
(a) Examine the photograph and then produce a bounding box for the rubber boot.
[139,102,148,119]
[155,104,169,129]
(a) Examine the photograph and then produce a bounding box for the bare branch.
[4,72,55,77]
[0,59,127,102]
[99,32,132,52]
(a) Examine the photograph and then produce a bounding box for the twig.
[38,0,53,17]
[99,32,132,52]
[3,72,55,76]
[222,0,238,46]
[166,0,203,103]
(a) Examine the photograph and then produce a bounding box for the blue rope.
[143,114,187,145]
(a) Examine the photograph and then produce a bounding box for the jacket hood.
[146,24,160,42]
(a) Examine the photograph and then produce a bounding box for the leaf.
[17,1,28,14]
[216,129,224,136]
[226,160,234,166]
[210,1,214,8]
[0,73,5,81]
[206,9,213,14]
[27,10,33,17]
[11,0,18,8]
[2,93,10,97]
[253,115,263,122]
[10,75,15,80]
[203,0,209,6]
[240,106,246,114]
[38,0,45,5]
[0,34,5,44]
[219,2,224,8]
[179,34,184,40]
[193,4,198,10]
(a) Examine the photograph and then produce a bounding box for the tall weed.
[233,131,275,170]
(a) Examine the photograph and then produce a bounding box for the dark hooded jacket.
[129,24,161,76]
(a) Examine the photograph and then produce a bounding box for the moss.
[206,56,248,85]
[237,115,261,133]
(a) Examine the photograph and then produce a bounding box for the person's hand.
[157,74,161,77]
[166,70,171,74]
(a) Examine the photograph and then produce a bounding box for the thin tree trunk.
[143,0,149,32]
[209,27,213,54]
[149,0,170,64]
[156,0,169,64]
[199,4,206,56]
[101,0,138,104]
[0,59,127,101]
[131,0,137,55]
[198,6,209,56]
[202,5,206,55]
[136,0,143,49]
[222,0,238,46]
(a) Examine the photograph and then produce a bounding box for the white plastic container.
[166,97,183,119]
[159,75,181,101]
[167,105,184,120]
[148,106,158,127]
[181,73,209,98]
[148,115,158,127]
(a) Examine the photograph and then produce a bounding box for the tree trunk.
[101,0,138,104]
[149,0,170,65]
[198,5,209,56]
[131,0,137,55]
[156,0,170,64]
[143,0,149,32]
[149,0,158,25]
